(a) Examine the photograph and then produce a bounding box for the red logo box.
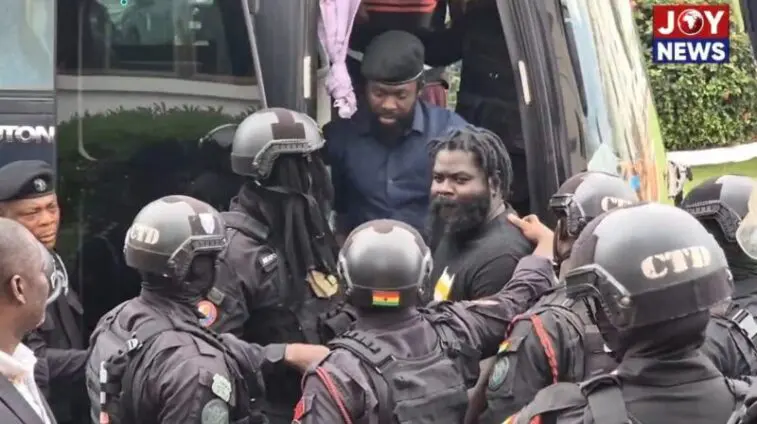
[652,4,730,40]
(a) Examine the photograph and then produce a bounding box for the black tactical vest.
[219,211,352,345]
[86,299,265,424]
[712,304,757,374]
[327,313,472,424]
[486,290,617,420]
[576,374,751,424]
[220,211,353,408]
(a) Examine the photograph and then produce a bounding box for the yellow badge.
[307,270,339,298]
[433,267,455,301]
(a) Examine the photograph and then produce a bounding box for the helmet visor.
[737,182,757,260]
[563,263,732,330]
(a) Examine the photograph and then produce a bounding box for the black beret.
[0,160,55,202]
[361,30,425,85]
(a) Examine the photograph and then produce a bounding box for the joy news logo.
[652,4,730,64]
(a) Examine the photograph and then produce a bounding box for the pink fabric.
[318,0,362,119]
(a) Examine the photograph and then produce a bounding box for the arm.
[443,254,554,356]
[296,354,370,424]
[219,335,330,374]
[206,255,251,337]
[206,233,277,336]
[45,348,89,381]
[482,318,568,418]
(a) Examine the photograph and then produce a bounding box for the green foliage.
[635,0,757,150]
[56,103,253,233]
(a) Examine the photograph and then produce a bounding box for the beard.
[427,192,491,246]
[370,109,415,143]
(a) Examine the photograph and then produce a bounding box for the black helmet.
[338,219,432,308]
[549,171,638,237]
[681,175,757,260]
[563,202,732,331]
[230,108,324,179]
[124,195,226,280]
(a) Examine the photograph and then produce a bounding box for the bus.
[0,0,681,332]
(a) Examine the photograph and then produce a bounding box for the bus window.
[0,0,55,90]
[562,0,663,201]
[56,0,255,337]
[58,0,254,82]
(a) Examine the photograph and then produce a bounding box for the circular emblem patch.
[200,398,229,424]
[488,356,510,391]
[197,300,218,327]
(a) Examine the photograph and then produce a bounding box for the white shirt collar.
[0,343,37,381]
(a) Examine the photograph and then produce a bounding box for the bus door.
[495,0,669,217]
[495,0,587,225]
[253,0,319,114]
[0,0,56,169]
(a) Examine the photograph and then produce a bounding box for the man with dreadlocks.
[199,108,352,424]
[426,125,532,303]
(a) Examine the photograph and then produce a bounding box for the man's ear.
[488,177,499,198]
[9,275,26,305]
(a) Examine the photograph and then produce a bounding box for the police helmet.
[563,202,732,331]
[549,171,638,237]
[681,175,757,260]
[338,219,432,308]
[230,108,324,180]
[123,195,226,280]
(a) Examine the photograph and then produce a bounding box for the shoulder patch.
[201,398,229,424]
[197,300,218,328]
[211,374,232,403]
[488,355,510,390]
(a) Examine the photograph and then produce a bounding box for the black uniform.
[481,285,617,423]
[702,303,757,378]
[295,219,552,423]
[203,108,349,423]
[479,171,638,422]
[681,175,757,378]
[87,195,268,424]
[505,203,745,424]
[0,161,88,424]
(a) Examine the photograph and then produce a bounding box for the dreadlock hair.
[430,124,513,200]
[241,151,338,302]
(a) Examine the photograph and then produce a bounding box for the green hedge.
[635,0,757,150]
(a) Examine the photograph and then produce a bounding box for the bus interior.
[0,0,675,334]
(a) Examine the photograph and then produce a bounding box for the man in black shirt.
[425,125,532,302]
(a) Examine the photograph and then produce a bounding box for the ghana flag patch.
[372,290,400,307]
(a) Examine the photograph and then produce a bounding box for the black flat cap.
[0,160,55,202]
[361,30,425,85]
